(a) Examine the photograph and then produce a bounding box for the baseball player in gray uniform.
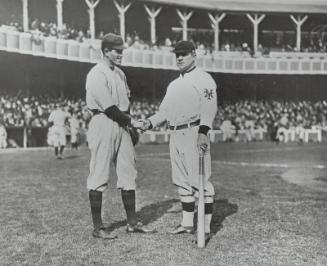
[48,103,70,159]
[85,33,156,239]
[139,41,218,238]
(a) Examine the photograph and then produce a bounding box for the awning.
[141,0,327,14]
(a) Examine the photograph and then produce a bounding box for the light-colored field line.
[138,153,326,169]
[212,160,325,169]
[234,145,327,153]
[0,147,51,153]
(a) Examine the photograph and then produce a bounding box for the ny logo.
[204,89,214,100]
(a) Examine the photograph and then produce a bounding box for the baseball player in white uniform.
[0,122,7,149]
[48,103,69,159]
[139,40,218,238]
[85,33,156,239]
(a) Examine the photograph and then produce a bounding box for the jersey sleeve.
[86,69,115,111]
[148,86,170,127]
[198,74,218,129]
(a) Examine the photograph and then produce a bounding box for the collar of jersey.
[180,66,196,77]
[98,60,115,71]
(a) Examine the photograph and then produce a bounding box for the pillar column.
[114,0,132,42]
[208,12,226,51]
[85,0,101,39]
[176,9,193,41]
[22,0,29,32]
[56,0,64,30]
[144,5,162,45]
[246,13,266,54]
[290,15,308,51]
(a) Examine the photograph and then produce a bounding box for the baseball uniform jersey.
[148,67,217,196]
[48,109,69,147]
[86,61,136,192]
[0,124,7,148]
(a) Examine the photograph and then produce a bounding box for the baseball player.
[48,103,70,159]
[0,122,7,149]
[85,33,156,239]
[69,112,80,150]
[139,40,217,238]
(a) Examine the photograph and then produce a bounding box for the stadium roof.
[141,0,327,14]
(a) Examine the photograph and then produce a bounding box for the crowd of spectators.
[0,95,91,129]
[1,95,327,134]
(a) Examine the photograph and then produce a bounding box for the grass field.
[0,142,327,266]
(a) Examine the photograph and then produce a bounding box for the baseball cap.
[172,40,196,54]
[101,33,125,50]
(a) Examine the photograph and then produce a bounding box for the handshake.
[131,119,152,132]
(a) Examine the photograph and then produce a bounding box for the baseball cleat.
[92,228,117,240]
[126,222,157,234]
[170,225,194,234]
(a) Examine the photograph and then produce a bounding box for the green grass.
[0,142,327,266]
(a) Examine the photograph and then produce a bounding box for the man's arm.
[197,74,218,151]
[104,105,132,127]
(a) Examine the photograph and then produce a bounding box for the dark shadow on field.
[62,155,80,160]
[194,199,238,246]
[104,199,179,232]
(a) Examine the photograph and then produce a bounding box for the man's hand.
[197,133,209,153]
[132,119,152,132]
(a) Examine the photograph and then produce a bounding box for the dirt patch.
[281,168,327,192]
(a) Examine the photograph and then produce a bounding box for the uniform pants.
[87,114,137,192]
[169,126,214,197]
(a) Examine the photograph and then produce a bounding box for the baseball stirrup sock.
[121,190,137,225]
[89,190,103,230]
[54,147,58,156]
[181,201,195,227]
[59,145,64,155]
[204,198,213,234]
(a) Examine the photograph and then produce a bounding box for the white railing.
[139,128,322,144]
[1,28,327,74]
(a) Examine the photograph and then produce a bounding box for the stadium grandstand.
[0,0,327,147]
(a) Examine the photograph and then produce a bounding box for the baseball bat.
[197,149,205,248]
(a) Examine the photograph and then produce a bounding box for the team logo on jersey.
[204,89,214,100]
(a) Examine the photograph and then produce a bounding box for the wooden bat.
[197,149,205,248]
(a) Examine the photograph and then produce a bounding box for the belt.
[90,109,130,115]
[169,119,200,130]
[90,109,103,115]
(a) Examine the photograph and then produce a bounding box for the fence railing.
[3,127,321,149]
[1,28,327,74]
[138,128,322,144]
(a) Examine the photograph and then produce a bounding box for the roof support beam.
[208,12,226,51]
[85,0,101,39]
[176,9,193,41]
[246,13,265,55]
[290,15,308,52]
[144,5,162,45]
[114,0,132,42]
[56,0,64,30]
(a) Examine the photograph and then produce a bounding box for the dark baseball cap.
[102,33,125,50]
[173,40,196,54]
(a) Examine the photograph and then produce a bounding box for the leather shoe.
[170,225,194,234]
[92,228,117,240]
[126,222,157,234]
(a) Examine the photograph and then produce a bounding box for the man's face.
[106,48,124,66]
[175,51,195,72]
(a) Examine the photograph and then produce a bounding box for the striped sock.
[205,196,214,233]
[181,196,195,228]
